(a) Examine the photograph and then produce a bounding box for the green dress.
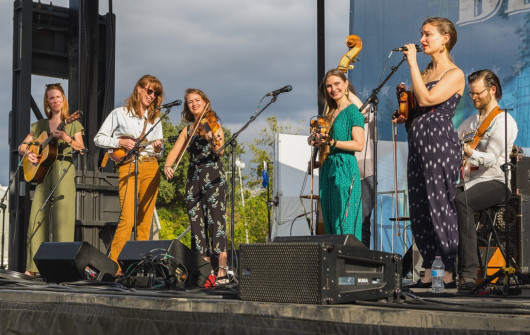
[26,119,84,272]
[319,104,364,237]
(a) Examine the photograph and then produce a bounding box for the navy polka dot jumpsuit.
[407,81,461,273]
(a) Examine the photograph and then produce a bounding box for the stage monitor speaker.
[117,240,211,287]
[511,156,530,196]
[34,241,118,283]
[476,195,530,273]
[239,235,402,304]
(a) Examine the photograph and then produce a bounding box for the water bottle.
[432,256,445,293]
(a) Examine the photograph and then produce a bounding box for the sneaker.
[405,279,432,288]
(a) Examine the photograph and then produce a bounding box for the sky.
[0,0,352,185]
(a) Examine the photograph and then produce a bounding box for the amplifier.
[239,235,402,304]
[511,156,530,196]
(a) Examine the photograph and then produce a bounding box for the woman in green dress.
[309,68,365,237]
[18,83,85,278]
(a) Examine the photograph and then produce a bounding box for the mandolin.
[108,135,178,163]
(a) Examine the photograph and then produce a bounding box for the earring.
[345,87,349,96]
[442,44,446,52]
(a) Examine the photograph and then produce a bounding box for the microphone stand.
[39,149,86,242]
[0,152,29,269]
[216,93,283,273]
[359,55,408,250]
[118,106,174,239]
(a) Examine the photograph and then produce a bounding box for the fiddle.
[308,115,330,172]
[197,110,222,147]
[310,115,329,136]
[394,83,417,130]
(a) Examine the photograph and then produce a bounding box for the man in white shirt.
[456,69,518,291]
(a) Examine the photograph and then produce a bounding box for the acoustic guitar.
[22,110,83,183]
[108,136,178,163]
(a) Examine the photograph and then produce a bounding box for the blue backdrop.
[348,0,530,255]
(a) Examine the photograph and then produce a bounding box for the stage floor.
[0,272,530,335]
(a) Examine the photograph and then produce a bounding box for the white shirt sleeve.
[94,109,121,149]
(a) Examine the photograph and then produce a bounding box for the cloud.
[0,0,350,185]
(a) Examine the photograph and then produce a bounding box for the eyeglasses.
[467,88,489,98]
[45,83,62,88]
[142,87,161,97]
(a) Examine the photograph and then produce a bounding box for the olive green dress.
[26,119,84,272]
[319,104,364,238]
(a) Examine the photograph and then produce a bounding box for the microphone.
[266,85,292,96]
[159,100,182,109]
[392,44,423,52]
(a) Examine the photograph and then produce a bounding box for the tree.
[156,115,302,249]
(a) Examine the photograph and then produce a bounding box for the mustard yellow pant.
[109,159,160,269]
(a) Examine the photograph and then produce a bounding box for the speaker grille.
[239,242,323,304]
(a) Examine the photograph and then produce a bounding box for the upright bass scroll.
[311,34,363,168]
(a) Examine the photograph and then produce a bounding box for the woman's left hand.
[53,130,72,143]
[152,139,163,153]
[403,43,418,65]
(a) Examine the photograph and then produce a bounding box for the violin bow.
[170,102,210,174]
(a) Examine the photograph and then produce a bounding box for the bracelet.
[164,166,172,168]
[331,139,337,147]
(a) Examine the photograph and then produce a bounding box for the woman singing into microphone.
[394,17,465,289]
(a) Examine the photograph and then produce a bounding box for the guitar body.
[21,110,83,183]
[23,132,58,183]
[108,148,129,163]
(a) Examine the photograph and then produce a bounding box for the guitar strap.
[469,105,503,149]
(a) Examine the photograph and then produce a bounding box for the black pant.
[455,180,509,281]
[361,176,375,248]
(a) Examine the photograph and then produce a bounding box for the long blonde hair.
[43,83,69,120]
[124,74,164,124]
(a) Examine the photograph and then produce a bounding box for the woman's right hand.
[164,166,174,180]
[118,138,137,151]
[308,133,329,146]
[392,110,407,124]
[26,150,39,164]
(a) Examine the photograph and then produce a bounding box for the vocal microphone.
[392,44,423,52]
[159,100,182,109]
[266,85,292,96]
